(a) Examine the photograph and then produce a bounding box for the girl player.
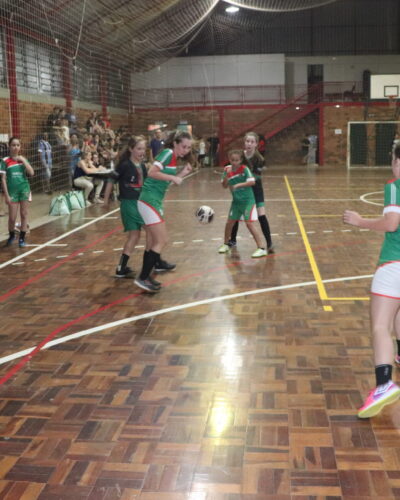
[218,150,266,258]
[134,130,193,293]
[0,137,34,247]
[229,132,273,253]
[343,145,400,418]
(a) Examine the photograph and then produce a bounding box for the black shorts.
[252,179,264,207]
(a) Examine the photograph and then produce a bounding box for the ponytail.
[115,135,145,169]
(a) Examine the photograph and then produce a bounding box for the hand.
[171,176,183,186]
[343,210,362,227]
[5,195,11,206]
[181,163,192,176]
[224,165,232,173]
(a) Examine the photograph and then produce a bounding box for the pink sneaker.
[395,355,400,365]
[358,381,400,418]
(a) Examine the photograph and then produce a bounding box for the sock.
[375,364,392,386]
[19,231,26,241]
[118,253,129,272]
[396,339,400,357]
[230,221,239,243]
[9,230,15,239]
[139,250,160,280]
[258,215,272,248]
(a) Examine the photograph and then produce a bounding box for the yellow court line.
[284,176,330,307]
[328,296,370,301]
[302,214,381,218]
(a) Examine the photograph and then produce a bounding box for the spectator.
[73,150,104,205]
[38,132,53,194]
[198,136,206,166]
[301,134,310,164]
[150,129,165,160]
[68,136,81,184]
[47,107,60,129]
[207,131,220,167]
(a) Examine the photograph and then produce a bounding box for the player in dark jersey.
[228,132,273,253]
[0,137,34,247]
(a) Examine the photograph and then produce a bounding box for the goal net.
[347,121,400,169]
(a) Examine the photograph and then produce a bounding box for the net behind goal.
[347,121,400,168]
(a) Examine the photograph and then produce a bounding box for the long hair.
[8,136,20,146]
[164,130,194,166]
[115,135,145,169]
[244,131,264,162]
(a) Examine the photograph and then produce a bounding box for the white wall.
[131,54,285,89]
[285,55,400,87]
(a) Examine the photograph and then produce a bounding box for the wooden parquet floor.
[0,165,398,499]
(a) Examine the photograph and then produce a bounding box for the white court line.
[323,230,333,233]
[0,208,120,270]
[360,191,383,207]
[56,255,68,259]
[0,272,373,366]
[12,262,24,266]
[173,241,184,244]
[93,250,104,254]
[192,239,204,243]
[113,248,123,251]
[34,258,47,262]
[359,229,370,232]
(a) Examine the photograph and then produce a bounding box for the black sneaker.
[19,239,26,248]
[227,240,237,248]
[5,235,15,247]
[134,278,160,293]
[267,245,275,254]
[115,266,135,278]
[148,276,162,289]
[154,259,176,272]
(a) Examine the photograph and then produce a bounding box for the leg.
[116,230,141,278]
[224,220,236,244]
[74,177,94,202]
[393,308,400,362]
[5,202,18,246]
[94,179,104,202]
[358,294,400,418]
[257,205,273,250]
[229,221,239,246]
[245,220,264,249]
[19,201,29,233]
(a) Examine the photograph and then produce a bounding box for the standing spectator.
[150,129,165,160]
[198,136,206,166]
[301,134,310,164]
[46,107,60,129]
[307,134,318,165]
[207,131,220,167]
[68,136,81,184]
[38,132,52,194]
[1,137,34,247]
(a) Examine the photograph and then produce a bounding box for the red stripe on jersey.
[3,157,21,168]
[387,178,398,184]
[227,165,246,178]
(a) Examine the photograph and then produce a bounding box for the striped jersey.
[379,177,400,265]
[140,148,176,204]
[222,164,255,203]
[0,157,30,193]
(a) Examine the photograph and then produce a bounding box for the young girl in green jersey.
[1,137,34,247]
[343,145,400,418]
[229,132,273,253]
[219,150,266,258]
[134,130,193,292]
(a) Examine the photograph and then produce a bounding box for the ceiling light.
[226,6,240,13]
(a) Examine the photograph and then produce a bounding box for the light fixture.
[335,104,340,108]
[226,5,240,13]
[295,106,300,110]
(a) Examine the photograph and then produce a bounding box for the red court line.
[0,239,365,386]
[0,226,122,303]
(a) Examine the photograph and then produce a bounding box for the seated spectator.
[73,150,104,204]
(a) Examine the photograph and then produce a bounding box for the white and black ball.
[195,205,215,224]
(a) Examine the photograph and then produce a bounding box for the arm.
[343,210,400,232]
[18,156,34,177]
[176,163,192,178]
[148,164,182,185]
[232,179,255,190]
[1,174,11,204]
[77,159,98,175]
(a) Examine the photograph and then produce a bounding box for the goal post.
[347,121,400,168]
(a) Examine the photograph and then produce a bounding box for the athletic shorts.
[9,188,31,203]
[252,179,264,208]
[229,201,258,222]
[371,262,400,299]
[137,199,164,226]
[120,199,144,232]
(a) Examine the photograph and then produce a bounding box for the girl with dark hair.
[113,136,152,279]
[134,130,193,292]
[229,131,274,253]
[0,137,34,247]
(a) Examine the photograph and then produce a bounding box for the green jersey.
[140,149,177,206]
[0,157,30,195]
[378,178,400,265]
[222,164,255,204]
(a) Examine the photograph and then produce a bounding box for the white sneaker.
[251,248,267,258]
[218,244,230,254]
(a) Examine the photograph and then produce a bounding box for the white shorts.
[371,262,400,299]
[137,200,164,226]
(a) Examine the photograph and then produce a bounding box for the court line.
[360,191,384,207]
[0,207,121,270]
[0,226,121,303]
[0,272,373,374]
[284,175,331,311]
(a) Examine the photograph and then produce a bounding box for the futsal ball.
[196,205,214,224]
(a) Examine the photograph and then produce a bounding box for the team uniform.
[243,152,265,208]
[116,159,147,232]
[138,148,177,225]
[0,157,32,202]
[371,178,400,299]
[222,165,257,221]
